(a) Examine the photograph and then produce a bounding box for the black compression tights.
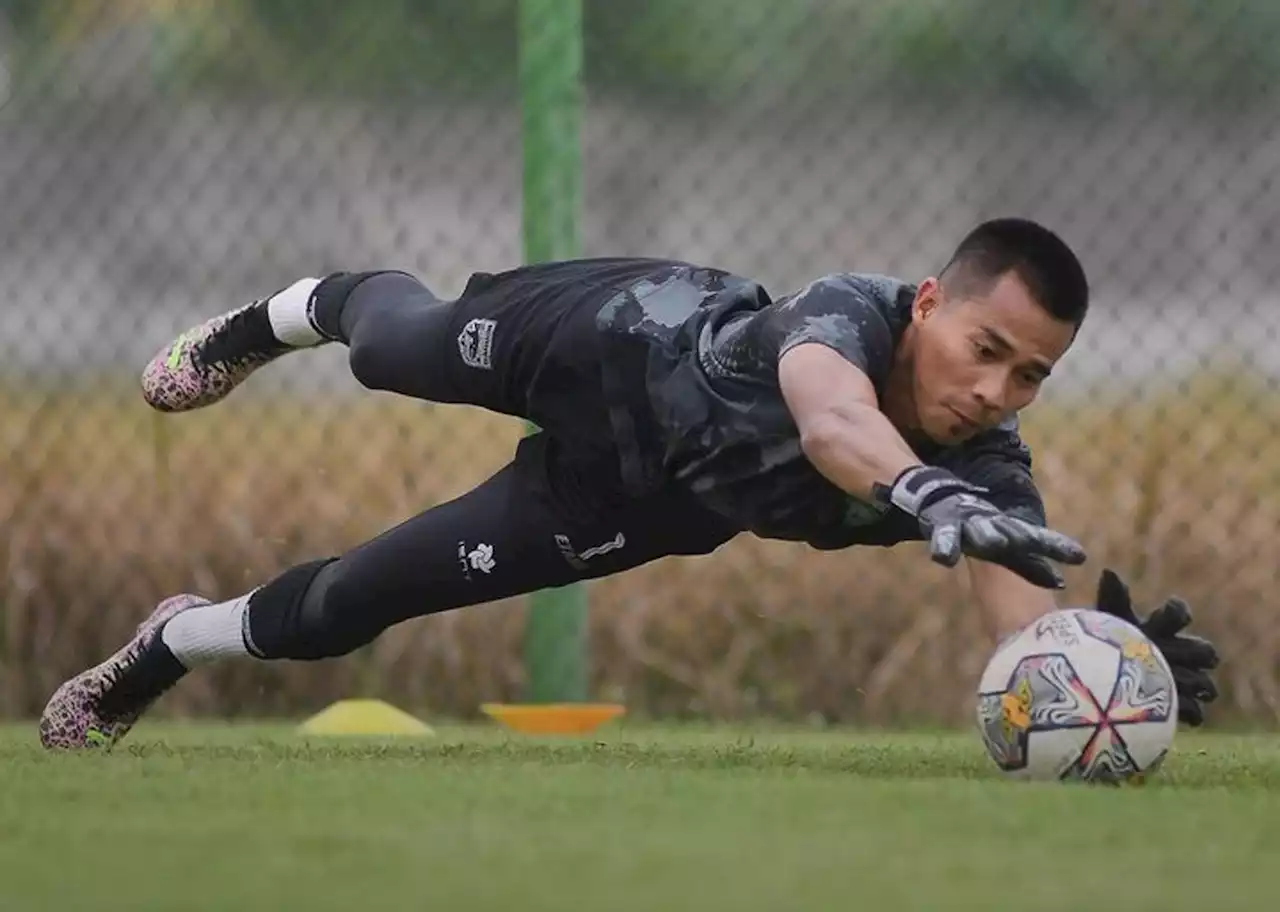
[243,448,733,661]
[309,270,457,399]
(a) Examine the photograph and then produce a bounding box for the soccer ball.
[976,608,1178,783]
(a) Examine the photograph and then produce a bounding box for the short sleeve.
[767,274,896,385]
[944,422,1047,527]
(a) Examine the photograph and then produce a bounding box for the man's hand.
[877,466,1087,589]
[1094,569,1219,726]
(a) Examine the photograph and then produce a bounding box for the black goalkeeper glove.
[875,466,1087,590]
[1094,568,1220,727]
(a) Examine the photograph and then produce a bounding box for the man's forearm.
[798,401,921,502]
[779,343,922,502]
[968,559,1059,640]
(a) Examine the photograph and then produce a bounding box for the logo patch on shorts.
[457,318,496,370]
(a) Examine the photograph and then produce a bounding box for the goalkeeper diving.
[39,218,1219,748]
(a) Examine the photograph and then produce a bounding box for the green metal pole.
[519,0,587,704]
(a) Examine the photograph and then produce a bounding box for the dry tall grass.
[2,372,1278,725]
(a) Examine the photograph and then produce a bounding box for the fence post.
[518,0,587,703]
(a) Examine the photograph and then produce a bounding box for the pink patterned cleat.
[140,298,293,413]
[39,594,209,751]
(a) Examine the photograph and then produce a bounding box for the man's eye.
[973,342,998,360]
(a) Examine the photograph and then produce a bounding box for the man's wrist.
[872,465,979,516]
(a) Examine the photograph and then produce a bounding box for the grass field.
[3,723,1280,910]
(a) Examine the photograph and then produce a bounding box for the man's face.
[909,272,1077,444]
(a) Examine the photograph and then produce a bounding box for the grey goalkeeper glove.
[875,465,1087,589]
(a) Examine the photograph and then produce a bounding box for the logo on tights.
[554,532,626,569]
[457,541,496,578]
[467,542,496,574]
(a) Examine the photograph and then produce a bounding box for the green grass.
[3,724,1280,910]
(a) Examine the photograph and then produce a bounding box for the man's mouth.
[948,406,980,429]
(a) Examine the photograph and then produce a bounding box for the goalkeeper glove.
[876,466,1087,589]
[1094,568,1220,727]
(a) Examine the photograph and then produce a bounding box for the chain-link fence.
[3,0,1279,726]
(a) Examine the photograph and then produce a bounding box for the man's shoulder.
[777,272,916,328]
[767,272,915,384]
[787,271,916,302]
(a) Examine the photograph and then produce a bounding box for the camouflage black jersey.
[592,259,1046,550]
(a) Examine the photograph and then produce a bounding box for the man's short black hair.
[940,218,1089,326]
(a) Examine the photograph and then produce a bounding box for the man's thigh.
[326,434,740,629]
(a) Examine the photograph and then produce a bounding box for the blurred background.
[2,0,1279,727]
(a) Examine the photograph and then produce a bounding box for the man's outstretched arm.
[967,558,1057,640]
[777,341,919,499]
[778,342,1085,588]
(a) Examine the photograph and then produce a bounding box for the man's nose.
[972,370,1009,411]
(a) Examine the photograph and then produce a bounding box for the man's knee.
[347,335,397,392]
[345,299,455,396]
[291,559,389,659]
[347,312,451,394]
[245,557,387,661]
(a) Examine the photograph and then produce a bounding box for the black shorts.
[304,430,741,636]
[395,258,697,511]
[422,262,625,449]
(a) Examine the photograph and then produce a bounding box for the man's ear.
[912,277,942,324]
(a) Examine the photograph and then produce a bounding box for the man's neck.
[882,331,941,456]
[882,334,918,428]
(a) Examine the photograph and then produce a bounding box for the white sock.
[161,592,255,669]
[266,277,325,347]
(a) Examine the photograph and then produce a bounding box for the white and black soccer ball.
[976,608,1178,783]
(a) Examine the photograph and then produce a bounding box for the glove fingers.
[992,516,1086,565]
[1013,555,1064,590]
[957,518,1067,589]
[1173,666,1219,703]
[1178,697,1205,727]
[991,552,1065,590]
[1159,634,1220,670]
[1026,525,1088,566]
[980,516,1086,566]
[1144,597,1193,640]
[929,522,963,568]
[963,515,1009,553]
[1094,569,1140,624]
[1184,634,1220,670]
